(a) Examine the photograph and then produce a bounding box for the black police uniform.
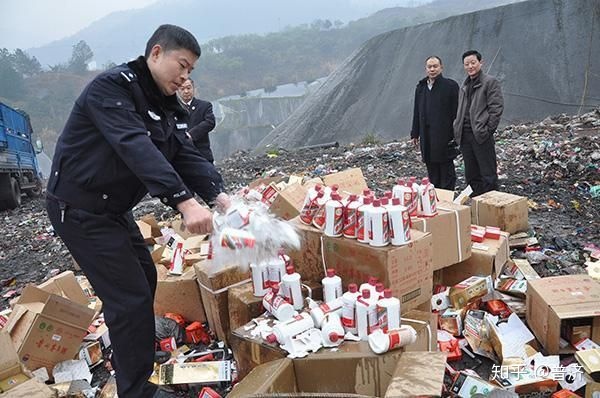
[184,97,216,163]
[46,56,224,398]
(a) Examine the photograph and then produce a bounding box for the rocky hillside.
[256,0,600,149]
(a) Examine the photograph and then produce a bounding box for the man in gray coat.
[453,50,504,196]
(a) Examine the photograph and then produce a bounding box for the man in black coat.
[178,78,216,163]
[410,56,459,190]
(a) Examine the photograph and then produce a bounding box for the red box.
[485,226,501,240]
[159,337,176,352]
[185,321,210,345]
[199,387,222,398]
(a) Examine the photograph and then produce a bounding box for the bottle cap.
[331,192,342,201]
[331,184,339,192]
[286,265,295,275]
[271,283,280,293]
[373,199,381,207]
[326,268,335,278]
[397,178,405,185]
[363,197,373,205]
[422,177,429,184]
[384,191,393,198]
[329,332,341,342]
[362,189,371,196]
[266,333,277,344]
[381,197,389,206]
[315,184,322,191]
[349,194,358,201]
[392,198,401,206]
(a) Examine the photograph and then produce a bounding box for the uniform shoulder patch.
[120,70,138,83]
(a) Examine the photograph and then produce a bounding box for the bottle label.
[343,207,357,237]
[377,305,388,332]
[388,330,401,349]
[357,210,365,240]
[342,301,356,328]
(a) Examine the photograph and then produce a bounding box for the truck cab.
[0,102,44,210]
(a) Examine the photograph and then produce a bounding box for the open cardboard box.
[527,275,600,354]
[0,332,56,397]
[322,230,433,313]
[154,265,206,323]
[4,285,95,374]
[287,217,327,283]
[322,168,369,195]
[229,310,436,380]
[229,339,445,398]
[194,261,251,344]
[37,271,101,315]
[411,201,472,270]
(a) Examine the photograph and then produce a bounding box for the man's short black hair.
[462,50,482,61]
[145,24,201,58]
[425,56,443,65]
[185,78,194,86]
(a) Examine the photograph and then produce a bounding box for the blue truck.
[0,101,44,210]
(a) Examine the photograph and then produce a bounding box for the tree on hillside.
[68,40,94,74]
[0,58,24,100]
[11,49,42,77]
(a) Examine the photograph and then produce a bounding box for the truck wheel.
[26,183,42,198]
[0,176,21,209]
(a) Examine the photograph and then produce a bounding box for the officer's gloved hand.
[214,192,231,212]
[177,198,213,235]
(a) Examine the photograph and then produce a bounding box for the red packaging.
[485,300,512,319]
[199,387,222,398]
[160,337,176,352]
[438,338,462,361]
[484,226,501,240]
[471,229,485,243]
[164,313,186,328]
[185,321,210,345]
[551,389,581,398]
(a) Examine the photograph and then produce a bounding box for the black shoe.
[153,386,178,397]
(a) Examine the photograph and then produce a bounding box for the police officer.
[178,78,216,163]
[46,25,230,397]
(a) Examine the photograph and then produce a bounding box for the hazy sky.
[0,0,159,50]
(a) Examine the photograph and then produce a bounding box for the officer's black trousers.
[47,198,157,398]
[425,161,456,191]
[460,129,498,197]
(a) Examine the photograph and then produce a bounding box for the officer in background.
[178,78,216,163]
[410,55,459,190]
[46,25,230,398]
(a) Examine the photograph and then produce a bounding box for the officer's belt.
[50,180,129,215]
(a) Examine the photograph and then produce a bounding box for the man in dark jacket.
[453,50,504,196]
[46,25,230,398]
[411,56,459,190]
[178,78,216,163]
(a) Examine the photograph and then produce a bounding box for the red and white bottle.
[367,199,389,247]
[266,312,314,346]
[250,260,270,297]
[169,241,185,275]
[359,276,379,298]
[341,283,360,334]
[281,265,303,310]
[384,190,393,199]
[392,178,406,199]
[343,194,361,238]
[262,284,295,321]
[322,268,343,303]
[368,325,417,354]
[419,177,437,217]
[360,189,372,203]
[311,189,331,230]
[377,288,400,332]
[321,312,345,347]
[300,189,324,225]
[388,198,411,246]
[308,297,343,328]
[374,282,385,299]
[356,289,379,341]
[267,255,287,287]
[324,192,345,237]
[356,196,374,244]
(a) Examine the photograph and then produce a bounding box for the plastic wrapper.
[208,197,301,272]
[155,316,185,344]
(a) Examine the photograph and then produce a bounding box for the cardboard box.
[322,167,369,195]
[471,190,529,234]
[4,286,95,373]
[322,230,433,313]
[0,378,56,397]
[154,266,206,323]
[527,275,600,354]
[37,271,102,315]
[411,201,472,270]
[436,230,509,287]
[229,310,435,381]
[194,261,251,344]
[384,352,447,397]
[0,331,31,394]
[228,280,324,333]
[287,217,326,283]
[229,311,434,397]
[269,183,308,220]
[227,282,264,333]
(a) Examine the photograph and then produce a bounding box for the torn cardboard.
[154,266,206,323]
